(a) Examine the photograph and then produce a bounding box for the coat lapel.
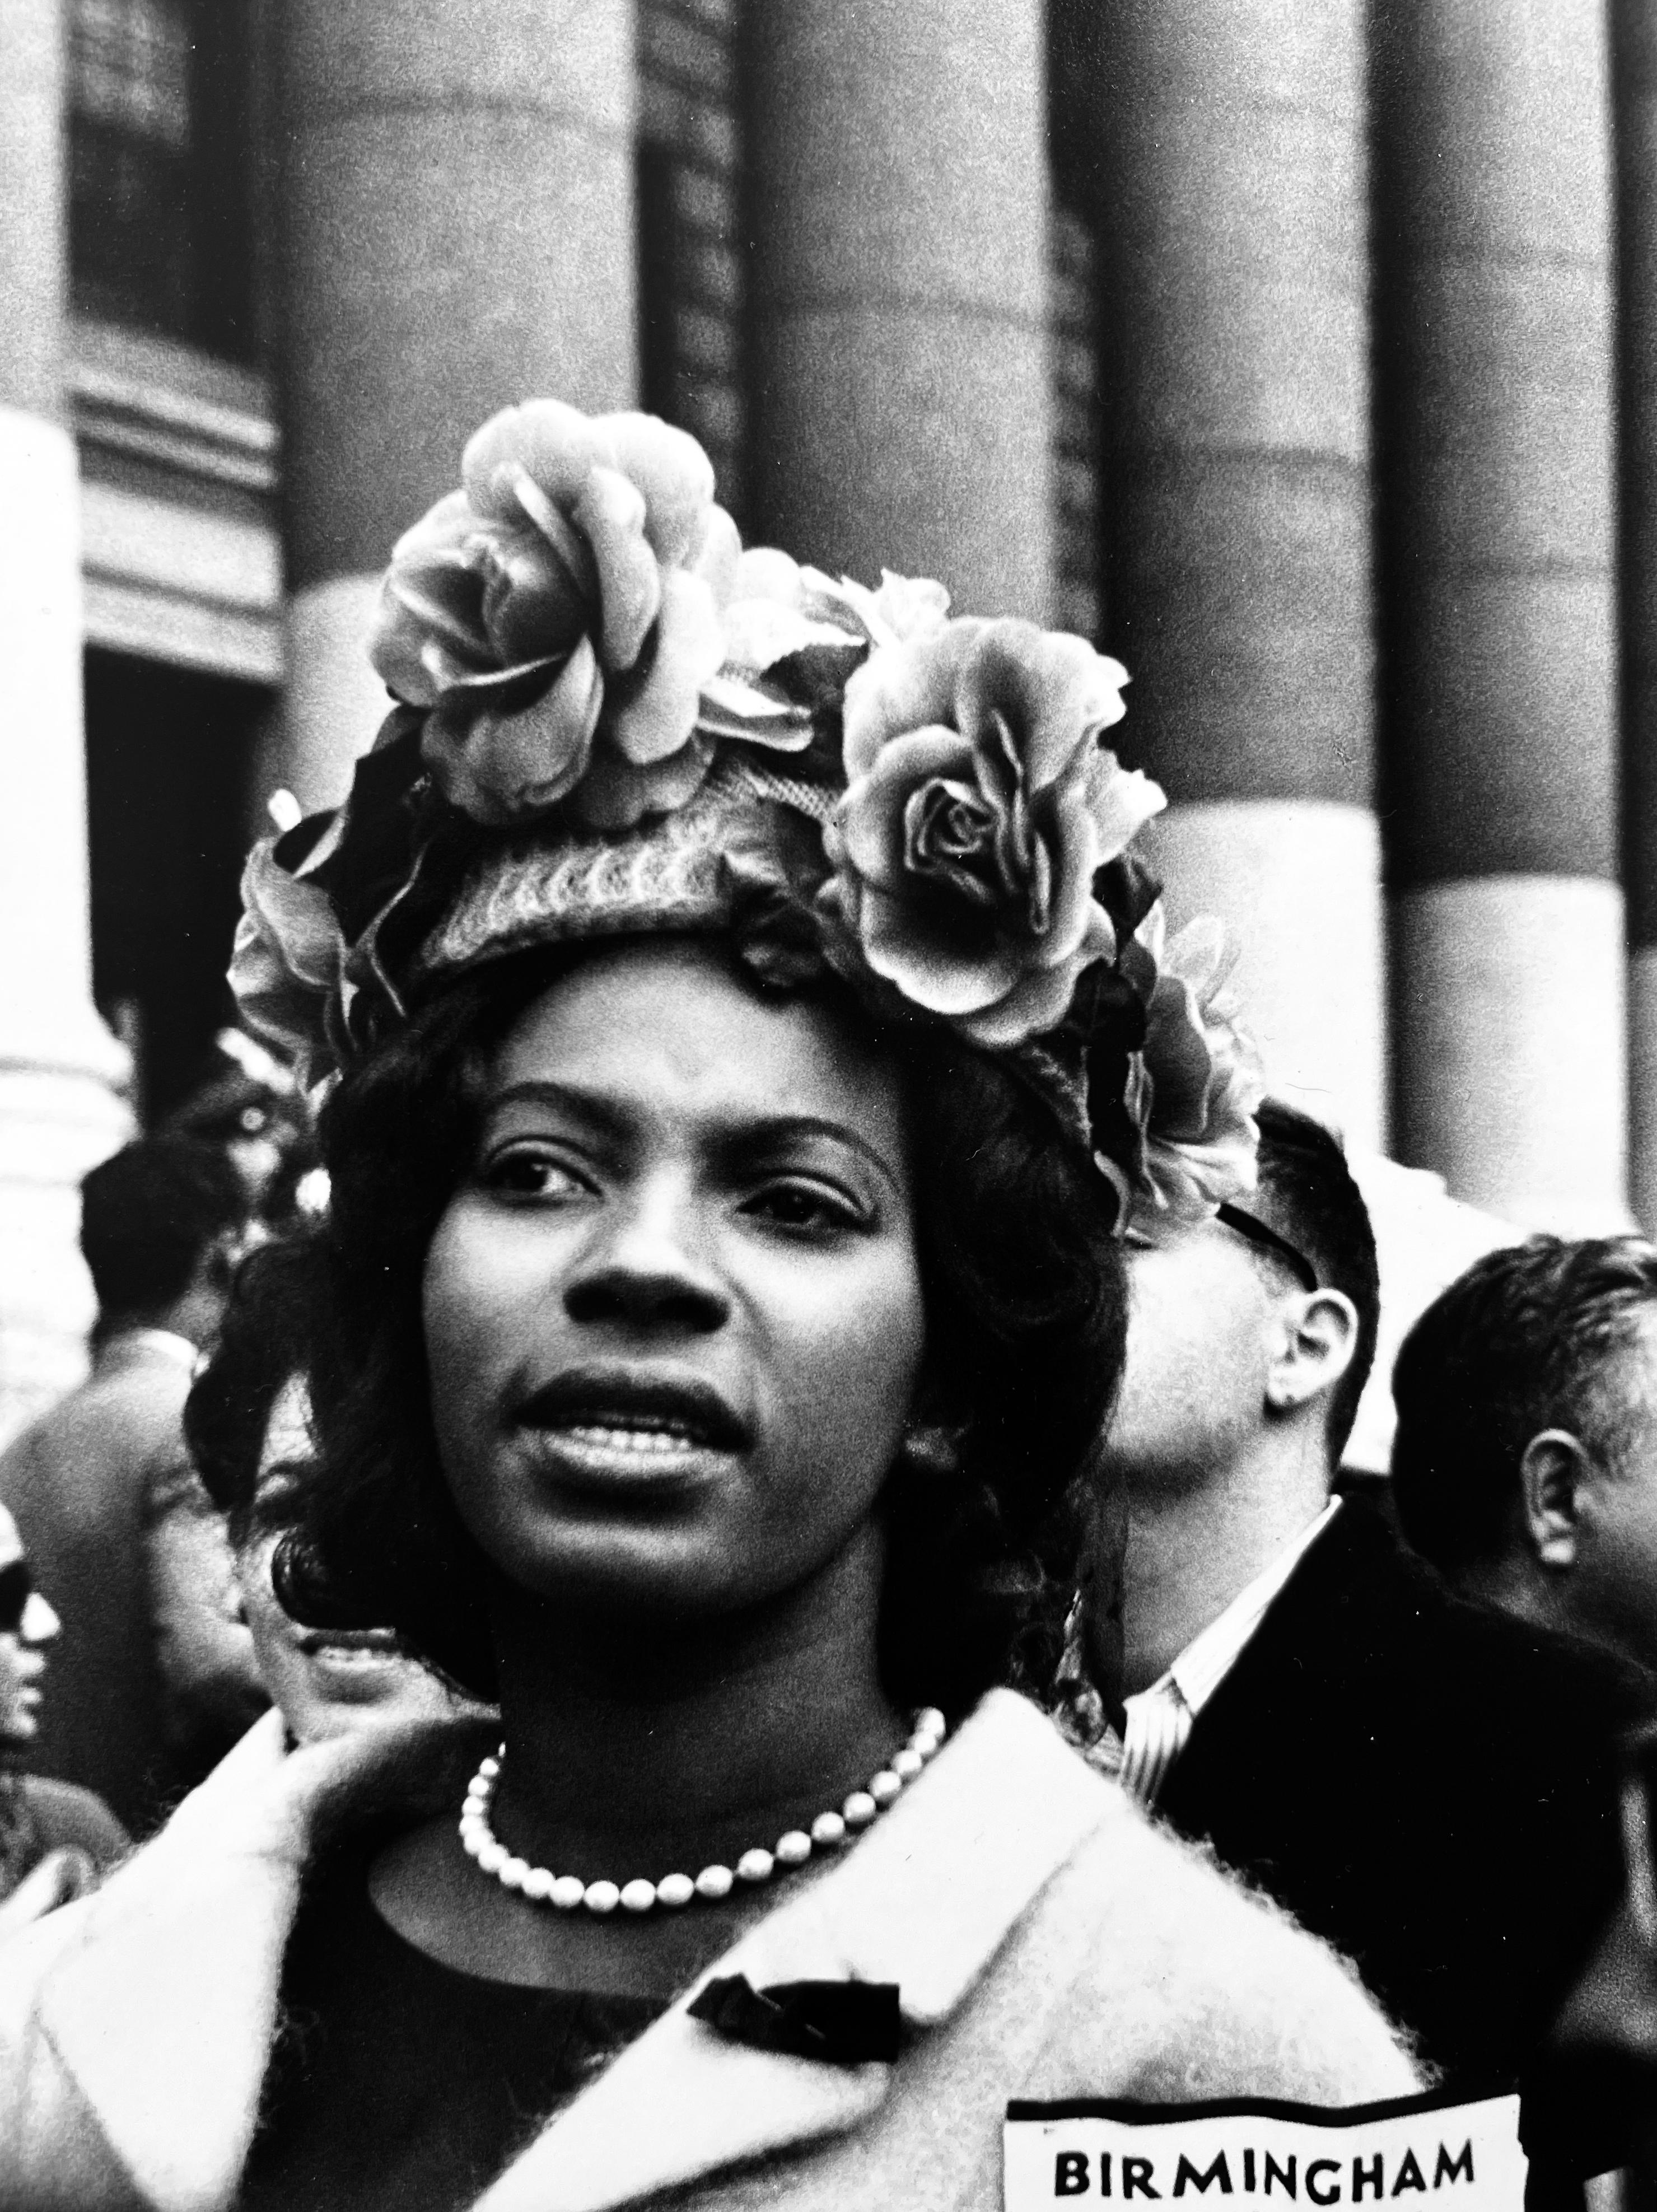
[477,1690,1110,2212]
[26,1709,493,2212]
[29,1714,307,2212]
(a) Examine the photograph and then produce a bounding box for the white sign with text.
[1005,2094,1525,2210]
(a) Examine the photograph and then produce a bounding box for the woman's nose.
[563,1183,730,1334]
[19,1591,59,1646]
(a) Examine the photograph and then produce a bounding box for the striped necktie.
[1119,1676,1193,1807]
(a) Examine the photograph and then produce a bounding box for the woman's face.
[0,1504,59,1747]
[240,1379,469,1742]
[423,939,926,1623]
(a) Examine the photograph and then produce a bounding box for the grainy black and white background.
[0,0,1642,1440]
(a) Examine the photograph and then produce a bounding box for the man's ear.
[1264,1287,1360,1415]
[1517,1429,1589,1570]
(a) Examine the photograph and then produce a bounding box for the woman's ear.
[1264,1287,1360,1415]
[1518,1429,1589,1570]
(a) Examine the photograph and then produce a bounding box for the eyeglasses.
[0,1558,32,1636]
[1216,1203,1320,1294]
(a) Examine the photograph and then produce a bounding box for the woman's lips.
[292,1625,402,1658]
[515,1422,733,1495]
[506,1380,748,1504]
[512,1365,750,1491]
[298,1640,418,1704]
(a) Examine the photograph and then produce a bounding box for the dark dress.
[237,1836,665,2212]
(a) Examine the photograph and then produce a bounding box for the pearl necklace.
[459,1706,947,1916]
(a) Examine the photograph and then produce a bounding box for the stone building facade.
[0,0,1645,1434]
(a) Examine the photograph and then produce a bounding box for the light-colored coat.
[0,1691,1420,2211]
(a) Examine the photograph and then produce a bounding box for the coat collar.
[27,1711,492,2212]
[25,1693,1110,2212]
[475,1688,1111,2212]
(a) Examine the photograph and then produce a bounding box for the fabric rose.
[822,617,1158,1047]
[1121,904,1265,1229]
[370,400,738,832]
[229,837,349,1088]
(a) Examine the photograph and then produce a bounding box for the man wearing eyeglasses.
[1088,1099,1653,2171]
[0,1501,127,1930]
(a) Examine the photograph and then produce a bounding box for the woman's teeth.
[562,1424,698,1455]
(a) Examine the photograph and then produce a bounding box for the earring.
[899,1421,963,1478]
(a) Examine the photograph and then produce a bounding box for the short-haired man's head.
[1392,1235,1657,1578]
[1252,1100,1380,1459]
[80,1135,248,1323]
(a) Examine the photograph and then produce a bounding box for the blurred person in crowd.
[1392,1235,1657,1676]
[164,1026,321,1226]
[0,398,1418,2211]
[141,1453,270,1790]
[0,1136,252,1831]
[1085,1098,1652,2172]
[180,1233,478,1743]
[0,1500,127,1932]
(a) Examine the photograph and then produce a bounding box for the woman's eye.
[743,1182,861,1233]
[480,1147,589,1200]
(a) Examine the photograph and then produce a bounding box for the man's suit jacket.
[1159,1495,1653,2106]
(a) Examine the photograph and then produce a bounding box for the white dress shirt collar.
[1164,1495,1342,1719]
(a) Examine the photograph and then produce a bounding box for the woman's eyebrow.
[731,1116,906,1199]
[479,1079,627,1136]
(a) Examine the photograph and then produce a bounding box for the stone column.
[1075,0,1384,1149]
[1376,0,1623,1231]
[1617,0,1657,1234]
[272,1,640,813]
[0,0,129,1440]
[748,0,1053,622]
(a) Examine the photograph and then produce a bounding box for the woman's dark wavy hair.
[273,934,1128,1719]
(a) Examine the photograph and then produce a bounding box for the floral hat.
[232,399,1261,1234]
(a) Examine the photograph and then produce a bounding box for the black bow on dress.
[687,1976,902,2065]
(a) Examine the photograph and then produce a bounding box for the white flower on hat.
[819,615,1153,1048]
[370,402,739,832]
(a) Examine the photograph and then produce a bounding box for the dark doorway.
[84,651,267,1122]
